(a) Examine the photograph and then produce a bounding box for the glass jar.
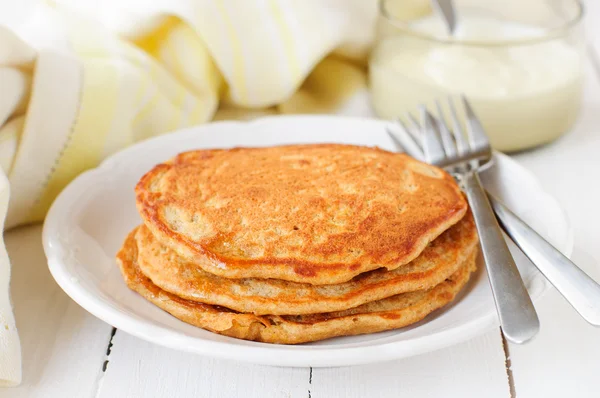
[369,0,585,152]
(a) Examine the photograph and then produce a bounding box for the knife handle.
[489,192,600,326]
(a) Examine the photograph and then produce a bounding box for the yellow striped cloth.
[1,0,378,227]
[0,0,381,385]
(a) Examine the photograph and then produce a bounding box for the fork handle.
[463,173,540,343]
[489,193,600,326]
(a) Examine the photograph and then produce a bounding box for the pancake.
[133,211,477,315]
[135,144,467,284]
[117,228,477,344]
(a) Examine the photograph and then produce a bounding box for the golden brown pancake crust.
[133,211,477,315]
[117,228,477,344]
[136,145,467,284]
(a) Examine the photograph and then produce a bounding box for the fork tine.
[461,95,490,154]
[420,106,447,165]
[406,112,422,142]
[385,121,424,160]
[399,117,423,151]
[447,96,469,156]
[434,99,457,159]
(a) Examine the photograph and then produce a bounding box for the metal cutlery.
[388,96,600,333]
[392,96,540,344]
[431,0,457,35]
[491,198,600,326]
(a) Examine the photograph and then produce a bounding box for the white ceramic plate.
[43,116,573,367]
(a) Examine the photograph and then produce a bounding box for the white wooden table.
[3,15,600,398]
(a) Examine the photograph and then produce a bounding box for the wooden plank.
[507,250,600,398]
[97,331,310,398]
[310,329,510,398]
[0,226,113,398]
[506,42,600,396]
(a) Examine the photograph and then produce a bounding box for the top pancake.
[135,144,467,284]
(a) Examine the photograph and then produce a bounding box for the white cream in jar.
[369,14,583,151]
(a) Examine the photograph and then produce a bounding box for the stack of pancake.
[117,144,478,344]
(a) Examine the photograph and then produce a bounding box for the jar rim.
[379,0,585,47]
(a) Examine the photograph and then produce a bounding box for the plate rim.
[42,115,574,367]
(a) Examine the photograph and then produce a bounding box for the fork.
[388,97,600,330]
[399,97,540,344]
